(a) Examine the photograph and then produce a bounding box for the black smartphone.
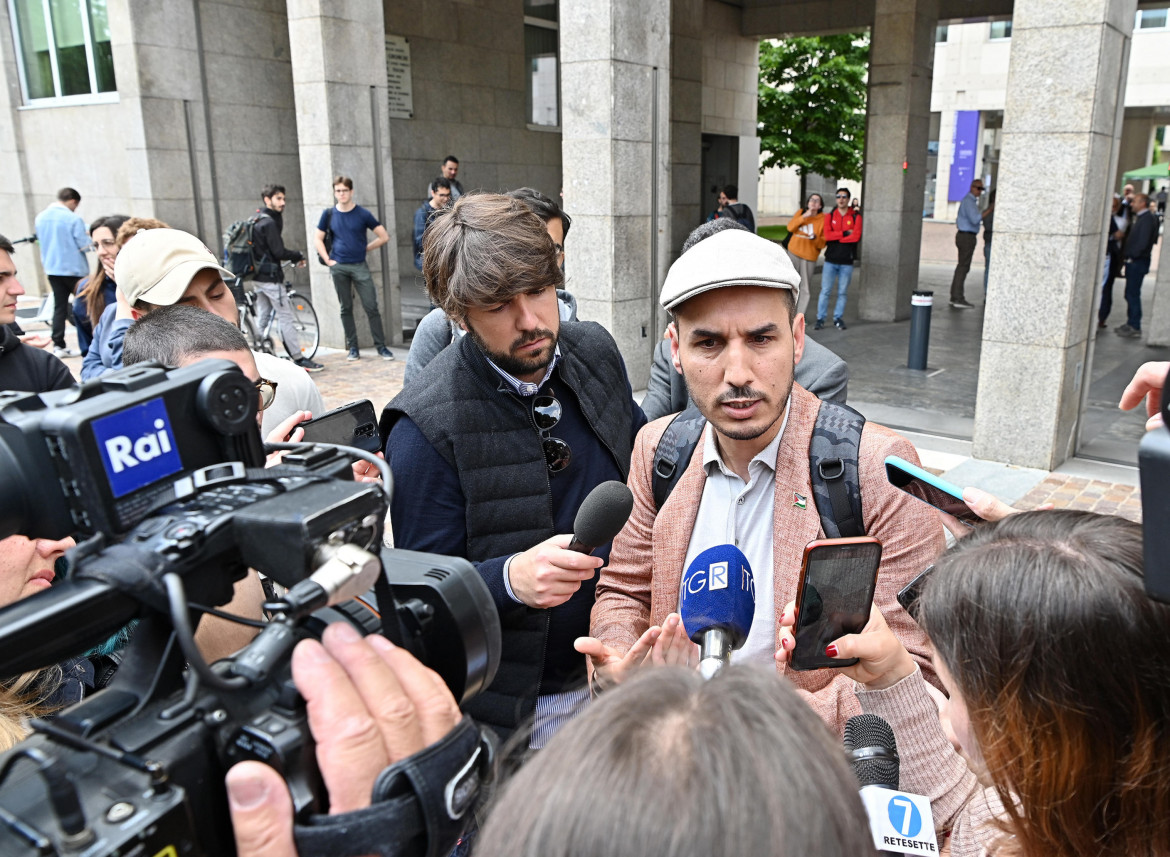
[896,564,934,621]
[884,455,980,527]
[298,400,382,454]
[790,537,882,671]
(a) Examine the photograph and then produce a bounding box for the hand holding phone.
[779,600,916,689]
[298,400,382,454]
[789,537,882,671]
[884,456,980,527]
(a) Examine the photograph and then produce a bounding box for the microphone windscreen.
[679,544,755,648]
[844,713,900,789]
[573,480,634,548]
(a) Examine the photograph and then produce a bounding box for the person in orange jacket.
[786,193,826,319]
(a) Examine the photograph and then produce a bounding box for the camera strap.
[293,714,495,857]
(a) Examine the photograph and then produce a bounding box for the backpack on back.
[651,399,866,538]
[223,213,265,279]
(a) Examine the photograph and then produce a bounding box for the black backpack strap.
[808,400,866,538]
[652,403,706,509]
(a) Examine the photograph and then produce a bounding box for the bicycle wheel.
[238,293,267,353]
[288,290,320,359]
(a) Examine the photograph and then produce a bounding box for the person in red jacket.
[816,188,862,330]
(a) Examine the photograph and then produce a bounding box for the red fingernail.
[825,644,838,657]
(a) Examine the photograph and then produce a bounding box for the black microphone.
[846,713,900,857]
[844,713,900,790]
[566,480,634,554]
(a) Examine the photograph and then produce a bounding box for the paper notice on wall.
[385,35,413,119]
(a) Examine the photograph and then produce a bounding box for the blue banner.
[948,110,980,202]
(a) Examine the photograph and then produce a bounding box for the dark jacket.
[0,324,75,393]
[252,208,303,283]
[1125,209,1159,262]
[382,321,645,738]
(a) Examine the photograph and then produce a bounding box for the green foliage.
[757,224,788,242]
[758,34,870,183]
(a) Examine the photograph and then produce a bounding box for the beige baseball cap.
[659,229,800,312]
[114,227,235,306]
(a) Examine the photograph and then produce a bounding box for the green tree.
[758,34,870,192]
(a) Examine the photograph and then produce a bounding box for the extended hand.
[508,534,603,608]
[1120,360,1169,431]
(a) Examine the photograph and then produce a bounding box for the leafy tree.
[758,34,870,190]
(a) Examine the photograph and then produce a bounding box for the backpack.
[223,213,265,279]
[651,399,866,539]
[316,208,334,265]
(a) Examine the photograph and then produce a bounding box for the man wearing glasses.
[949,179,984,309]
[382,193,647,746]
[108,227,325,436]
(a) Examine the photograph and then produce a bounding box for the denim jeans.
[1124,257,1151,331]
[329,261,386,350]
[818,262,854,321]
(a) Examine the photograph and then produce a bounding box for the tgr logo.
[92,398,183,498]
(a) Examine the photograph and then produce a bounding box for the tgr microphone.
[846,714,940,856]
[567,480,634,554]
[678,544,755,678]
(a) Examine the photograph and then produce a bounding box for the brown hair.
[115,217,170,249]
[333,175,353,190]
[918,510,1170,857]
[422,192,563,321]
[475,666,875,857]
[79,214,130,329]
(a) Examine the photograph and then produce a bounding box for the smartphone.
[298,400,382,454]
[790,537,882,671]
[884,455,980,527]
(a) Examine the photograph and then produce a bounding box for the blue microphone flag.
[679,544,755,649]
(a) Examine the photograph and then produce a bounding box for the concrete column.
[560,0,671,389]
[288,0,400,350]
[1144,243,1170,346]
[0,0,36,255]
[858,0,938,323]
[972,0,1135,469]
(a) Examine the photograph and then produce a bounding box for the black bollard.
[908,291,933,371]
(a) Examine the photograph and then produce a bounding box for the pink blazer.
[592,384,944,733]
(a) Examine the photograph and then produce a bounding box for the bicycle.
[233,262,320,361]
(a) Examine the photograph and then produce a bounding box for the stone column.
[288,0,400,349]
[857,0,938,323]
[972,0,1135,469]
[560,0,671,389]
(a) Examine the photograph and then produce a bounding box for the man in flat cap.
[580,228,942,734]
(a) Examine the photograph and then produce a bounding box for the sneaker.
[1115,324,1141,338]
[52,346,79,358]
[950,300,974,309]
[294,357,325,373]
[814,318,825,331]
[347,348,361,361]
[834,317,847,330]
[1097,320,1107,329]
[377,346,396,361]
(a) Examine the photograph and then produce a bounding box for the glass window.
[9,0,116,103]
[1138,8,1169,29]
[524,2,558,128]
[935,24,949,43]
[989,20,1012,40]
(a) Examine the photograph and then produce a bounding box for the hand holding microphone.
[510,481,633,609]
[775,600,916,689]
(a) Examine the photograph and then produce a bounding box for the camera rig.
[0,361,501,857]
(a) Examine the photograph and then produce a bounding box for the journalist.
[778,509,1170,856]
[227,643,876,857]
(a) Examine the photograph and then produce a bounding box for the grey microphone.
[567,481,635,554]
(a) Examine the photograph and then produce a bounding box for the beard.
[683,377,793,442]
[466,324,558,379]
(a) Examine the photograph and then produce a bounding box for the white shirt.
[679,400,790,666]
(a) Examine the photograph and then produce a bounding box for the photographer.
[226,625,464,857]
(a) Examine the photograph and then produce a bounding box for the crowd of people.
[0,162,1169,857]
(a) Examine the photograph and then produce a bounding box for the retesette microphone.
[845,713,899,790]
[845,714,939,856]
[678,544,755,678]
[567,480,634,554]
